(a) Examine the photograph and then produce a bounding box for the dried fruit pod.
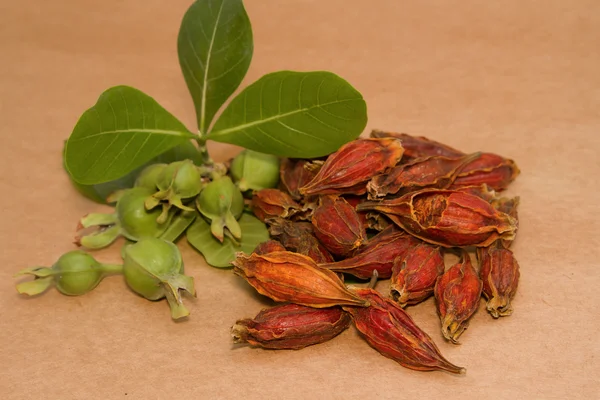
[267,219,334,263]
[311,195,367,257]
[253,240,287,255]
[343,288,465,374]
[299,138,404,196]
[450,152,520,191]
[390,242,445,307]
[367,153,480,198]
[491,196,520,248]
[251,189,302,222]
[279,158,320,200]
[477,244,520,318]
[434,252,483,344]
[318,227,418,279]
[357,189,518,247]
[231,304,351,350]
[451,183,497,202]
[232,251,369,308]
[370,130,464,160]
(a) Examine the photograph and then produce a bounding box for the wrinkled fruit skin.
[370,130,465,160]
[252,189,302,222]
[357,189,518,247]
[367,153,480,198]
[231,149,280,192]
[232,251,369,308]
[311,195,367,257]
[253,240,287,255]
[390,242,445,307]
[267,219,334,263]
[491,196,520,249]
[318,226,417,280]
[450,152,520,191]
[477,245,520,318]
[343,288,465,374]
[434,253,483,344]
[299,138,404,196]
[279,158,320,200]
[231,304,351,350]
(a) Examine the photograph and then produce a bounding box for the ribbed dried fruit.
[343,288,465,374]
[252,189,302,222]
[279,158,320,200]
[231,304,351,350]
[367,153,480,198]
[253,240,287,255]
[232,251,369,308]
[477,244,520,318]
[318,227,417,279]
[312,195,367,257]
[357,189,517,247]
[451,152,520,191]
[267,219,334,263]
[299,138,404,196]
[452,183,497,202]
[370,130,464,160]
[434,252,483,344]
[390,242,445,307]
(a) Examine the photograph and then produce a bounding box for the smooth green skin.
[207,71,368,158]
[135,163,168,190]
[156,160,201,198]
[177,0,253,134]
[230,149,280,191]
[53,251,105,295]
[123,239,183,300]
[117,187,169,240]
[64,86,195,185]
[197,176,244,220]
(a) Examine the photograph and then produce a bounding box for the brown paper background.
[1,0,598,398]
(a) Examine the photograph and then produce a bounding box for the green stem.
[100,263,123,275]
[194,136,213,165]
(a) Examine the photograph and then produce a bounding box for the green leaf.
[178,0,253,133]
[64,86,196,185]
[206,71,368,158]
[66,141,204,204]
[187,212,269,268]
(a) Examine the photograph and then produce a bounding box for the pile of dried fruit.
[230,130,521,374]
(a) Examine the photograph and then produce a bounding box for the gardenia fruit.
[14,250,122,296]
[122,237,196,320]
[196,176,244,242]
[230,149,280,192]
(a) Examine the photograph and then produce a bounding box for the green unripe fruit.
[123,238,195,320]
[135,163,168,190]
[14,250,122,296]
[230,150,280,192]
[196,176,244,242]
[76,187,172,250]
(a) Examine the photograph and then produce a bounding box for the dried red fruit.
[451,183,497,202]
[253,240,287,255]
[279,158,320,200]
[342,195,370,227]
[251,189,302,222]
[390,243,445,307]
[451,152,520,191]
[477,245,520,318]
[367,153,480,198]
[434,252,483,344]
[357,189,518,247]
[311,195,367,257]
[318,227,418,279]
[343,288,465,374]
[232,251,369,308]
[299,138,404,196]
[268,219,334,263]
[491,196,520,248]
[370,130,464,160]
[231,304,351,350]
